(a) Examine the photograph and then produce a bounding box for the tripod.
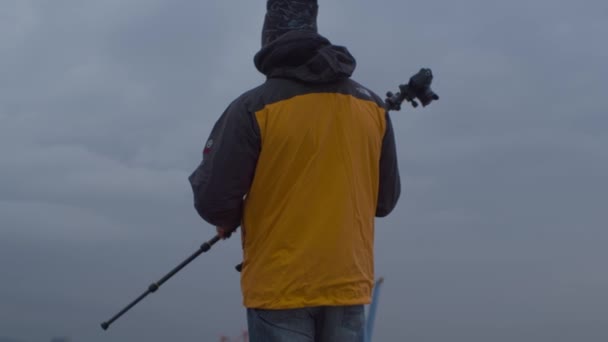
[100,68,439,331]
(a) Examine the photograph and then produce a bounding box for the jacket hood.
[254,31,357,84]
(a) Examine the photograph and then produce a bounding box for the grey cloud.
[1,0,607,341]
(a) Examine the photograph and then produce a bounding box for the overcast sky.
[1,1,607,341]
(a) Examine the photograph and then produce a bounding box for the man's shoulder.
[224,82,268,114]
[231,78,313,111]
[346,79,386,109]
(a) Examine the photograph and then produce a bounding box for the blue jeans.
[247,305,365,342]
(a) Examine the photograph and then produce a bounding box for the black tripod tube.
[100,234,222,331]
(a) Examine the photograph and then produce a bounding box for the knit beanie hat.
[261,0,319,47]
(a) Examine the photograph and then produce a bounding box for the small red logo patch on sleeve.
[203,139,214,155]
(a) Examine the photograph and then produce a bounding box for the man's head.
[255,0,356,83]
[261,0,319,47]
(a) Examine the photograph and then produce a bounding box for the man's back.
[189,29,400,308]
[239,77,390,308]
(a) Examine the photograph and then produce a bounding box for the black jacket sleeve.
[376,111,401,217]
[188,99,261,229]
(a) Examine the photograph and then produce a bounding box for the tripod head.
[385,68,439,111]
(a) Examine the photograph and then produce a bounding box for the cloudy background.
[1,0,607,341]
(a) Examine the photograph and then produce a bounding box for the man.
[188,1,401,340]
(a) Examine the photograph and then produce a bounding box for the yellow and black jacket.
[189,31,400,309]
